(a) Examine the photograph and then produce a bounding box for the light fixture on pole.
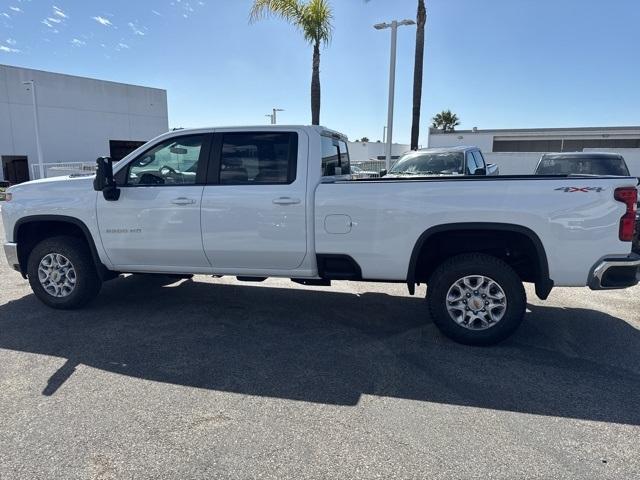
[272,108,284,125]
[374,19,415,170]
[22,80,45,179]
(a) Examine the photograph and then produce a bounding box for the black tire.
[27,236,102,309]
[427,253,526,346]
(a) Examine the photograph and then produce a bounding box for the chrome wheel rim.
[38,253,77,298]
[446,275,507,330]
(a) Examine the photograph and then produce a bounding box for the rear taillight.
[614,187,638,241]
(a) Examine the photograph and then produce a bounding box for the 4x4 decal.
[555,187,604,193]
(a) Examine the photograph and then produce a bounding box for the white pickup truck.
[3,126,639,345]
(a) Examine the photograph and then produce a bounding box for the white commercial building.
[0,64,168,183]
[429,126,640,175]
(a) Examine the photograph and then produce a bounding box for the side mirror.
[379,169,387,177]
[93,156,120,201]
[474,167,487,176]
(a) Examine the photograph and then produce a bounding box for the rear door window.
[218,132,298,185]
[321,136,351,177]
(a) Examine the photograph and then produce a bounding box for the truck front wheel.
[427,253,526,345]
[27,236,102,309]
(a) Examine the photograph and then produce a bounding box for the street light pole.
[374,19,415,171]
[272,108,284,125]
[23,80,45,179]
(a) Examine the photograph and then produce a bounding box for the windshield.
[536,156,630,176]
[389,151,464,175]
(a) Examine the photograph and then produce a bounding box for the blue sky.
[1,0,639,144]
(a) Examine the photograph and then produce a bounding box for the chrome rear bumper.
[589,254,640,290]
[3,242,19,272]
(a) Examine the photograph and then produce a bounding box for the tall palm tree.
[250,0,333,125]
[410,0,426,150]
[432,110,460,132]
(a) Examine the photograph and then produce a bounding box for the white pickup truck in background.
[382,146,499,178]
[3,126,639,345]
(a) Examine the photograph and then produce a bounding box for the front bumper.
[3,242,20,272]
[589,254,640,290]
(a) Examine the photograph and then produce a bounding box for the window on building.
[494,137,640,152]
[561,138,640,152]
[493,139,563,152]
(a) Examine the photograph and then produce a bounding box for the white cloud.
[71,38,85,46]
[1,13,10,18]
[151,10,161,16]
[128,21,145,36]
[6,38,16,45]
[0,45,20,53]
[92,16,112,27]
[42,6,66,32]
[9,6,22,13]
[116,42,129,50]
[53,6,67,19]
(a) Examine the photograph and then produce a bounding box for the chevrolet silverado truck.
[3,126,639,345]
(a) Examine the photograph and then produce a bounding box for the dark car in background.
[534,152,630,176]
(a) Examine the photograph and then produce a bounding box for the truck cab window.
[321,136,351,177]
[466,152,478,175]
[219,132,298,185]
[472,151,486,169]
[127,135,204,186]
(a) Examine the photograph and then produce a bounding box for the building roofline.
[430,126,640,135]
[0,63,166,92]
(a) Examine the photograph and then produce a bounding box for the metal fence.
[30,162,97,180]
[351,160,387,179]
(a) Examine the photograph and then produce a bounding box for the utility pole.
[23,80,45,179]
[374,19,415,170]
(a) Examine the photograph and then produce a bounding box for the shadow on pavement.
[1,274,639,425]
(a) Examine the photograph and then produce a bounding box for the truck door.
[96,134,212,270]
[200,130,307,271]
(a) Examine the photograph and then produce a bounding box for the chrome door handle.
[171,197,196,206]
[272,197,301,206]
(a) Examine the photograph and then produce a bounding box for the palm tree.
[432,110,460,132]
[250,0,333,125]
[410,0,426,150]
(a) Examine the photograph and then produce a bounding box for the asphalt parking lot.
[1,216,639,479]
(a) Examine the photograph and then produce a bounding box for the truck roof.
[541,152,624,159]
[415,146,479,153]
[165,125,347,139]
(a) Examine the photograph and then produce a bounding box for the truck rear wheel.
[427,253,526,345]
[27,236,102,309]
